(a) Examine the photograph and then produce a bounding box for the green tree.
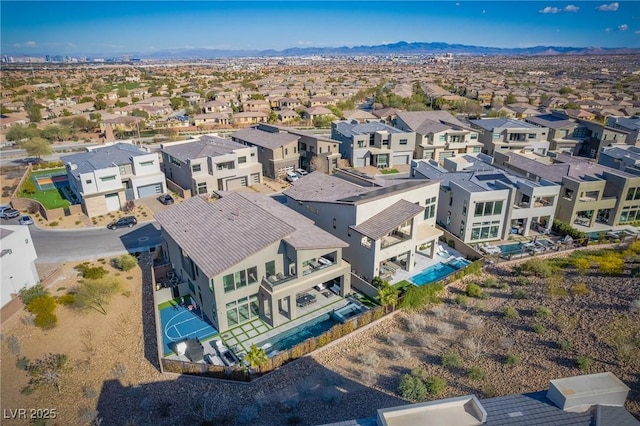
[243,344,269,371]
[19,284,49,305]
[113,254,138,272]
[505,93,517,105]
[21,137,52,160]
[41,124,71,142]
[131,109,149,119]
[24,97,42,122]
[93,99,107,110]
[267,111,278,124]
[6,124,40,142]
[74,277,122,315]
[377,282,399,313]
[117,87,129,98]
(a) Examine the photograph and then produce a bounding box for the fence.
[159,304,386,382]
[165,178,191,199]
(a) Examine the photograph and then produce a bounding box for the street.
[2,217,162,263]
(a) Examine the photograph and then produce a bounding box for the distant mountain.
[141,41,640,59]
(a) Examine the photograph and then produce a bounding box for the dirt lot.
[1,250,638,425]
[1,165,27,204]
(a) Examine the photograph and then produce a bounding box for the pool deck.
[389,242,465,285]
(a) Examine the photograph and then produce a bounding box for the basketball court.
[159,298,218,355]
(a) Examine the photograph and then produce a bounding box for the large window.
[223,266,258,293]
[474,200,503,217]
[100,175,117,182]
[238,156,247,164]
[470,220,501,241]
[226,294,259,327]
[626,187,640,201]
[191,164,201,172]
[265,260,276,277]
[424,196,436,220]
[197,182,207,195]
[216,161,235,171]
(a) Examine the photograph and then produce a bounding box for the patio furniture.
[318,257,332,265]
[296,293,317,307]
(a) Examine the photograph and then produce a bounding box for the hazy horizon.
[2,1,639,57]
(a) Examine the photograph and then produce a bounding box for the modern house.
[394,111,483,163]
[155,192,352,331]
[606,116,640,146]
[469,117,549,156]
[598,145,640,176]
[412,154,560,242]
[62,142,166,217]
[331,121,416,168]
[524,112,582,154]
[573,118,629,159]
[494,151,640,228]
[1,225,39,308]
[283,172,443,283]
[231,124,300,179]
[160,135,262,194]
[263,124,342,173]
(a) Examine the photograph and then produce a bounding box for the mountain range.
[142,41,639,59]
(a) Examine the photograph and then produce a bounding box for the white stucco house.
[1,225,39,307]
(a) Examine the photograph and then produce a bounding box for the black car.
[107,216,138,230]
[158,194,174,205]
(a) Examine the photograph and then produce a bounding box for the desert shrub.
[552,219,587,241]
[441,349,462,369]
[482,276,498,288]
[597,253,624,275]
[454,294,468,305]
[57,292,76,306]
[534,306,551,319]
[386,331,405,346]
[49,221,59,227]
[520,258,555,277]
[113,254,138,272]
[573,258,591,275]
[82,385,98,399]
[576,355,593,371]
[360,369,379,385]
[467,367,485,380]
[75,264,108,280]
[16,356,30,370]
[391,347,411,361]
[398,374,427,401]
[503,306,520,320]
[532,323,545,334]
[424,375,446,396]
[410,367,428,381]
[34,312,58,329]
[514,276,529,286]
[74,277,123,315]
[512,289,528,300]
[465,283,482,298]
[359,352,380,367]
[558,340,573,351]
[569,282,589,296]
[547,277,568,299]
[625,241,640,255]
[18,285,48,306]
[26,353,69,391]
[505,353,521,366]
[6,335,21,354]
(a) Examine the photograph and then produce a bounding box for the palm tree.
[243,344,269,372]
[377,282,399,313]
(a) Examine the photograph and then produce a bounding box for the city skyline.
[2,1,640,57]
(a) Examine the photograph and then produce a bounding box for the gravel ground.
[1,251,638,425]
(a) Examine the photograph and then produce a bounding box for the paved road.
[2,217,162,262]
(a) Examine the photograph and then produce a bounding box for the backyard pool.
[410,258,471,286]
[499,242,527,256]
[257,313,339,355]
[332,301,366,323]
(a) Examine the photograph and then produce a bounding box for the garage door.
[393,154,410,165]
[251,173,260,184]
[105,193,121,212]
[277,166,294,178]
[137,183,163,198]
[226,176,248,190]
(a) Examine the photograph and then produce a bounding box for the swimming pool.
[499,242,527,256]
[410,258,471,287]
[257,313,339,355]
[332,302,366,323]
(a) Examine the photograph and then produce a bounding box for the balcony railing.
[261,273,297,290]
[302,257,335,276]
[381,230,411,249]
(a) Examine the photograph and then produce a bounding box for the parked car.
[106,216,137,230]
[18,215,34,225]
[285,171,299,182]
[158,194,174,205]
[295,168,309,176]
[0,208,20,219]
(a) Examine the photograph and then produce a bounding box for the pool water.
[499,242,526,256]
[332,302,365,323]
[410,258,471,286]
[257,313,339,355]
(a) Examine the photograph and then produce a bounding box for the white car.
[285,171,299,182]
[18,215,34,225]
[295,168,309,176]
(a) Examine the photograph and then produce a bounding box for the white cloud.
[25,41,36,47]
[296,41,314,46]
[618,24,629,31]
[635,30,640,34]
[605,27,612,32]
[539,6,561,14]
[596,2,619,11]
[564,5,579,12]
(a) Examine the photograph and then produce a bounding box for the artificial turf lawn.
[20,189,70,209]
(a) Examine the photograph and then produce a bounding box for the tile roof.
[155,194,295,278]
[470,118,539,130]
[352,199,424,240]
[333,121,405,138]
[231,127,299,149]
[155,192,347,278]
[396,111,468,134]
[0,227,14,239]
[283,171,375,203]
[525,114,577,130]
[161,136,246,162]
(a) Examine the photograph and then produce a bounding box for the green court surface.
[21,168,72,209]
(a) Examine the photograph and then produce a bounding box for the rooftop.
[161,136,247,162]
[231,126,299,149]
[333,121,406,138]
[61,143,151,176]
[470,118,540,131]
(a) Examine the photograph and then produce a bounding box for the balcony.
[302,257,335,276]
[261,273,297,291]
[381,230,411,249]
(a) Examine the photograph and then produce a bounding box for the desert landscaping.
[1,245,639,425]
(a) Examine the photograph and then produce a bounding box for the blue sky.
[2,1,639,56]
